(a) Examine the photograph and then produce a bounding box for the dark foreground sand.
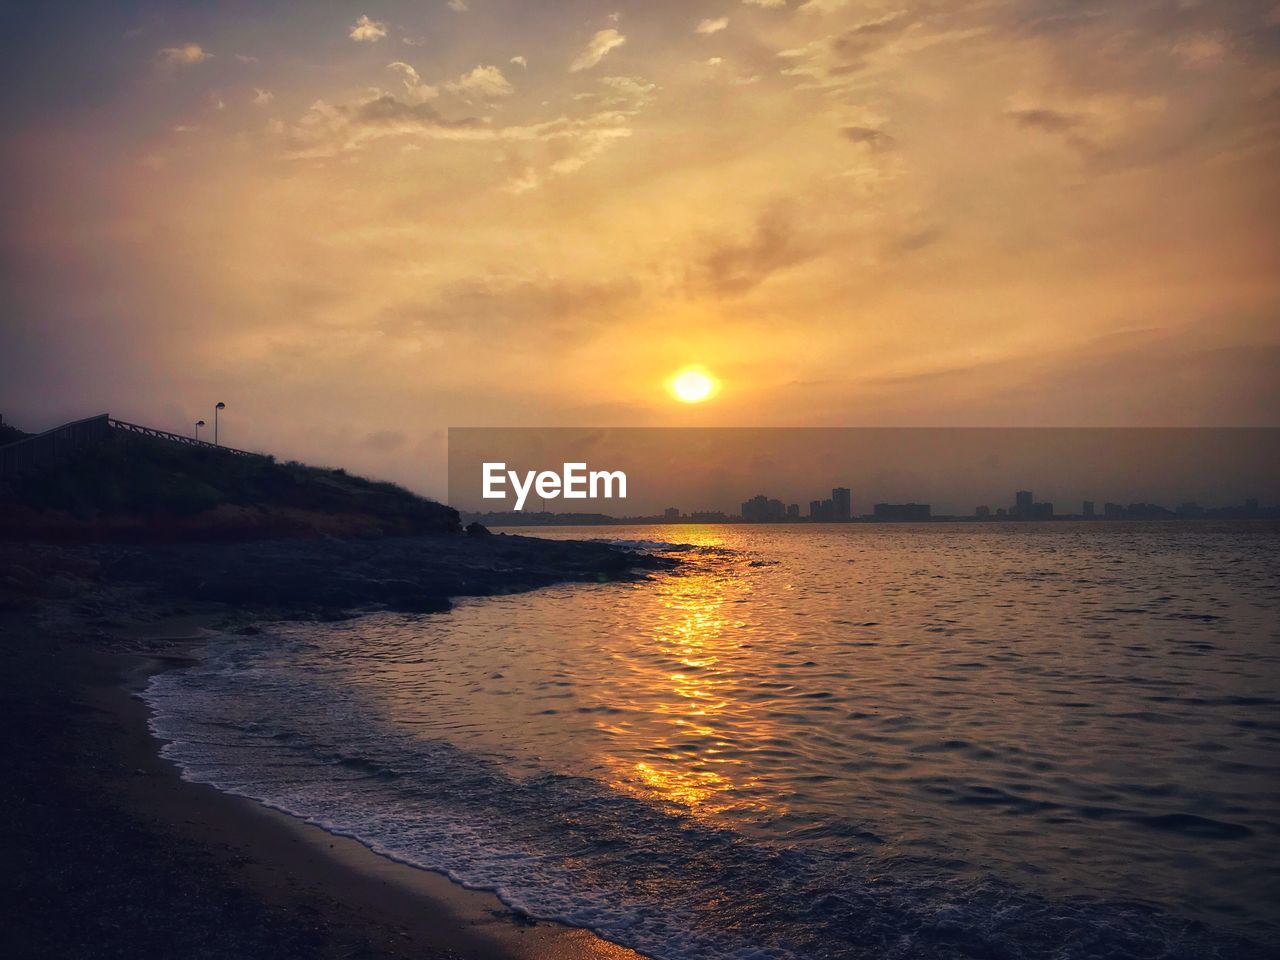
[1,537,664,960]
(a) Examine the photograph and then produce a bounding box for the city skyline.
[465,486,1276,526]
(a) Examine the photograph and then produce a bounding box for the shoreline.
[2,534,667,960]
[114,639,645,960]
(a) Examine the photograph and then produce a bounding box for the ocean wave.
[145,640,1265,960]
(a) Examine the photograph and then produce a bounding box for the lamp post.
[195,419,206,441]
[214,402,226,446]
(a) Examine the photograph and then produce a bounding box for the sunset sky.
[2,1,1278,497]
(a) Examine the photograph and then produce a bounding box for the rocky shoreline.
[4,532,675,621]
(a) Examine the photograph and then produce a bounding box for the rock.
[465,522,492,537]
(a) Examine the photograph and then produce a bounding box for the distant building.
[1246,497,1260,515]
[1104,502,1124,519]
[1126,502,1175,519]
[1012,490,1052,520]
[975,505,991,519]
[742,495,786,522]
[689,510,728,522]
[1082,500,1095,519]
[786,503,800,519]
[873,502,931,521]
[810,498,836,521]
[663,507,680,521]
[831,487,852,521]
[996,507,1007,517]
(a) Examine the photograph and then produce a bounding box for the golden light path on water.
[596,532,779,819]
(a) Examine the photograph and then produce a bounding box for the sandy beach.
[1,537,662,960]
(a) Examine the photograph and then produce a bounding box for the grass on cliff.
[0,431,458,537]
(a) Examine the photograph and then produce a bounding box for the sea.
[145,522,1280,959]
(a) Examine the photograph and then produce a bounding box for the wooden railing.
[107,419,258,457]
[0,413,261,480]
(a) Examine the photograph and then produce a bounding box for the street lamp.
[214,402,225,446]
[195,419,206,441]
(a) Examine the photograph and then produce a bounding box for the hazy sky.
[2,1,1278,498]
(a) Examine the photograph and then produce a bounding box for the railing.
[0,413,262,480]
[107,419,259,458]
[0,414,112,479]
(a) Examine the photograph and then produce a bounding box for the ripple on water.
[146,523,1280,957]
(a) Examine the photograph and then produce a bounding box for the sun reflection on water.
[602,550,777,817]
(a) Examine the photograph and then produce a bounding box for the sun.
[668,366,718,404]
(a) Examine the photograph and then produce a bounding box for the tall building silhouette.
[832,487,852,521]
[810,499,836,521]
[742,495,786,522]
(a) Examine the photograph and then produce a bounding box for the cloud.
[696,18,729,35]
[841,125,895,150]
[156,43,212,67]
[387,61,439,103]
[448,0,469,10]
[279,95,460,157]
[570,29,626,72]
[446,65,514,98]
[349,96,449,126]
[349,15,388,42]
[1006,108,1083,133]
[1003,94,1181,169]
[511,55,528,68]
[743,0,787,6]
[252,88,274,106]
[501,114,636,192]
[1172,35,1227,69]
[696,207,818,295]
[279,88,636,172]
[599,76,655,102]
[830,10,914,59]
[546,125,632,175]
[798,0,851,12]
[778,10,917,87]
[377,276,637,348]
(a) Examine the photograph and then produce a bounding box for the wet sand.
[1,536,660,960]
